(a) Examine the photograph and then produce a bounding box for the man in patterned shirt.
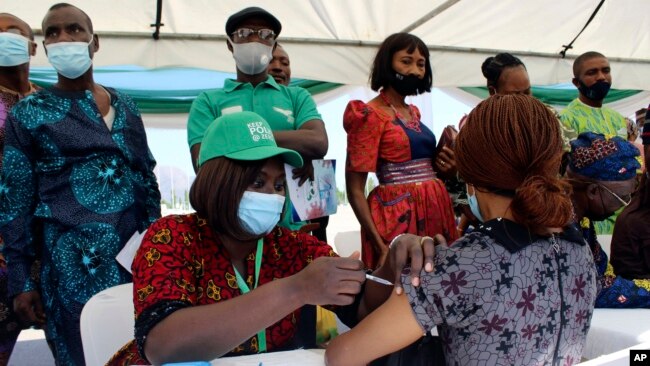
[0,12,41,365]
[560,51,627,140]
[0,4,161,365]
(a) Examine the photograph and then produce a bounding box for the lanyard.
[232,238,266,352]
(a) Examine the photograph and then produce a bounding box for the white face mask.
[238,191,285,236]
[45,36,94,79]
[230,41,273,75]
[0,33,30,67]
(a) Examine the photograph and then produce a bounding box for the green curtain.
[29,67,342,114]
[460,86,642,106]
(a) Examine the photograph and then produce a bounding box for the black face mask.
[577,79,611,101]
[390,71,421,96]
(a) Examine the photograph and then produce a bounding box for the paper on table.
[212,349,325,366]
[116,230,147,274]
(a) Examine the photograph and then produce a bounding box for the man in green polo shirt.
[187,6,327,230]
[560,51,628,235]
[560,51,627,140]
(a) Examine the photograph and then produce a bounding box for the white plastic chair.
[80,283,134,366]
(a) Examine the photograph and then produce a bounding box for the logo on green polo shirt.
[273,107,295,125]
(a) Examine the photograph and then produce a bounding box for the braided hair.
[481,53,526,89]
[455,94,572,234]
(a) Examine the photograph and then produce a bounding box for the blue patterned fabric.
[0,86,161,365]
[403,218,597,365]
[568,132,640,182]
[0,85,42,365]
[581,219,650,308]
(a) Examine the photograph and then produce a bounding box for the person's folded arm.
[273,119,328,160]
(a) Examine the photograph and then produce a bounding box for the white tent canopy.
[7,0,650,89]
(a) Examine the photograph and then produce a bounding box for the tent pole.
[400,0,460,34]
[151,0,164,40]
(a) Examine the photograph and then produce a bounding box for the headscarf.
[568,132,640,181]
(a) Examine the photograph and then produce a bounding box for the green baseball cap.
[198,111,303,168]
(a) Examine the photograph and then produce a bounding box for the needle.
[365,273,393,286]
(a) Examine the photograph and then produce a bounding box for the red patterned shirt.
[109,213,336,365]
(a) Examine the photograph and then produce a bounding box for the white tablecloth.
[583,308,650,359]
[212,349,325,366]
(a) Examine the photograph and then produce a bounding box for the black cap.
[225,7,282,38]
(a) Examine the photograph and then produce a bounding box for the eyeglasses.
[597,184,632,207]
[231,28,276,42]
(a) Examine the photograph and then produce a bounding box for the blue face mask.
[45,36,94,79]
[0,33,30,67]
[238,191,285,236]
[468,191,484,223]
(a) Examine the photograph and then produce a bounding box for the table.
[578,341,650,366]
[213,349,325,366]
[583,308,650,360]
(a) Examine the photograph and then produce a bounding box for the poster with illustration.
[285,159,337,221]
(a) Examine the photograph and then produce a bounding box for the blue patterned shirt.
[0,86,161,299]
[581,218,650,308]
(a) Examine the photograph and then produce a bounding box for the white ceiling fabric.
[6,0,650,89]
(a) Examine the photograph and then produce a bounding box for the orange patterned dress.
[344,100,457,269]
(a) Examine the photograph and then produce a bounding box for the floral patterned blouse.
[403,219,597,366]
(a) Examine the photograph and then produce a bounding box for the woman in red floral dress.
[345,33,458,269]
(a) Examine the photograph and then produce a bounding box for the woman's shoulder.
[345,99,370,111]
[451,231,494,248]
[343,99,391,131]
[270,227,337,257]
[344,100,372,120]
[151,213,202,228]
[435,232,498,260]
[138,213,213,263]
[145,213,207,241]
